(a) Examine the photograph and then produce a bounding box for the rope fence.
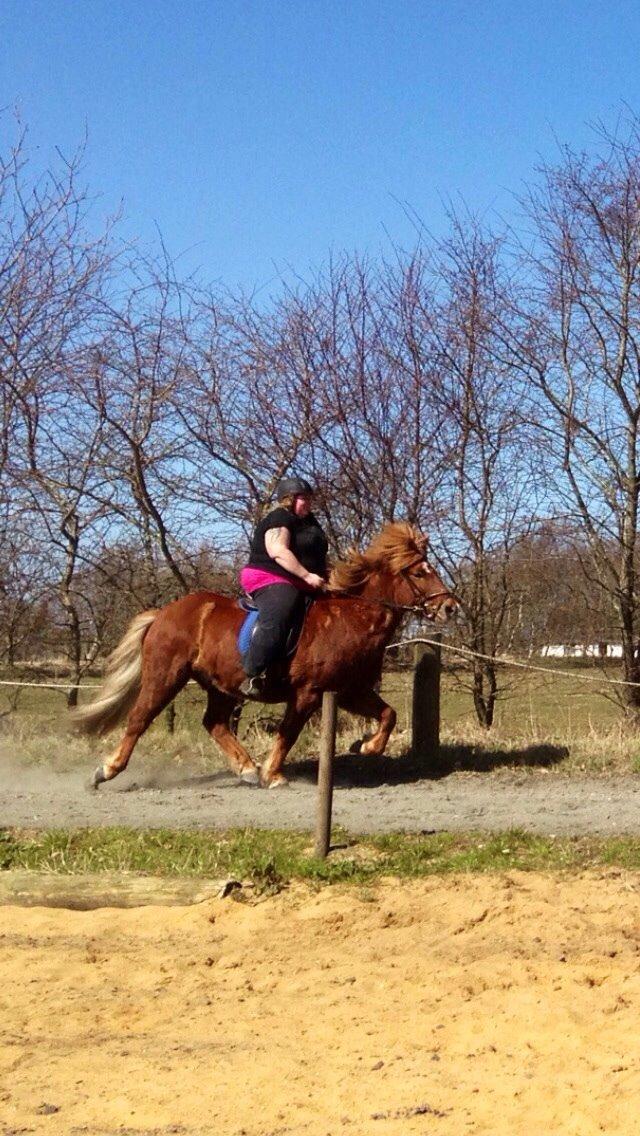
[0,637,639,690]
[0,678,101,690]
[387,637,640,688]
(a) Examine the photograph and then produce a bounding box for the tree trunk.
[473,662,498,729]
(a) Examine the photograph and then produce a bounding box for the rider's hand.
[304,572,325,590]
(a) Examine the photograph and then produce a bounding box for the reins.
[327,590,432,614]
[325,545,456,616]
[326,573,455,616]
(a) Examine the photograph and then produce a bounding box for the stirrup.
[239,673,266,700]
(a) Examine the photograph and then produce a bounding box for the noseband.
[399,560,455,614]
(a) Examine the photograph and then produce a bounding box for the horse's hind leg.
[202,688,260,784]
[338,688,397,757]
[93,666,189,788]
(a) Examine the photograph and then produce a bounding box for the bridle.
[329,557,456,616]
[398,559,456,614]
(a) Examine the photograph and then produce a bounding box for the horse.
[75,522,458,789]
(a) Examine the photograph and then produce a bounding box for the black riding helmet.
[276,476,314,501]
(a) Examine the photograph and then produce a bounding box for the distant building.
[540,643,623,659]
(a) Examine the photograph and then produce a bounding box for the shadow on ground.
[288,739,569,787]
[431,741,569,778]
[115,741,569,793]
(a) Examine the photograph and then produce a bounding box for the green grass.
[439,664,623,735]
[3,825,640,884]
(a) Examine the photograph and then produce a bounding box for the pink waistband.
[240,566,305,592]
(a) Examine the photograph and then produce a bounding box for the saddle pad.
[237,594,314,668]
[237,609,260,659]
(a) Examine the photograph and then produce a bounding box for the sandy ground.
[2,872,640,1136]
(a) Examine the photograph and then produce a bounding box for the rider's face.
[292,493,313,517]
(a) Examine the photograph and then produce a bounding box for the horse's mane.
[328,521,427,592]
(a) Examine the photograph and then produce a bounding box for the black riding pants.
[242,584,305,677]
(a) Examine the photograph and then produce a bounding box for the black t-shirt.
[248,507,328,584]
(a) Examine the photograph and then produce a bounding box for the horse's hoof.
[266,775,289,789]
[239,767,260,785]
[351,737,380,755]
[90,766,106,791]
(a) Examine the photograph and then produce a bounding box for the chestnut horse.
[75,522,457,788]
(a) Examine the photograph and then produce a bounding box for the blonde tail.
[72,610,158,737]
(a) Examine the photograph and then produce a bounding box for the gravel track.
[3,753,640,835]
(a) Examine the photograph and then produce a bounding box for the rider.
[239,477,329,699]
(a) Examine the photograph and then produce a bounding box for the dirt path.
[3,755,640,834]
[2,873,639,1136]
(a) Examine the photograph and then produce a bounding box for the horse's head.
[329,522,458,621]
[394,553,459,622]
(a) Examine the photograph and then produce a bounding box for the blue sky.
[3,0,640,293]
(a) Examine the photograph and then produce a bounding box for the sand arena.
[2,871,639,1135]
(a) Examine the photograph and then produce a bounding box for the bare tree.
[0,118,116,699]
[517,115,640,716]
[0,518,50,664]
[86,251,198,604]
[501,522,618,656]
[303,253,447,549]
[176,284,336,546]
[427,217,541,727]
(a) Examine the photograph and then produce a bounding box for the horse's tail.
[72,610,159,737]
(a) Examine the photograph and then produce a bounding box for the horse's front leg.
[260,689,321,788]
[338,688,397,757]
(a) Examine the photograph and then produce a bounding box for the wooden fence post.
[315,691,337,858]
[411,635,441,772]
[165,702,176,734]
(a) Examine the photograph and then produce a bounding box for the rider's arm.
[265,527,324,588]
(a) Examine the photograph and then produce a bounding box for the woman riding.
[239,476,329,699]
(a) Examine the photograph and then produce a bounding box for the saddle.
[237,593,314,669]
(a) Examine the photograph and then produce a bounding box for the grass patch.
[2,826,640,883]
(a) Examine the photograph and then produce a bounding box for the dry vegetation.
[2,661,638,777]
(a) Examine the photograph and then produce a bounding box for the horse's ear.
[415,531,429,555]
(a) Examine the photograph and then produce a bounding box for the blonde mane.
[328,521,427,592]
